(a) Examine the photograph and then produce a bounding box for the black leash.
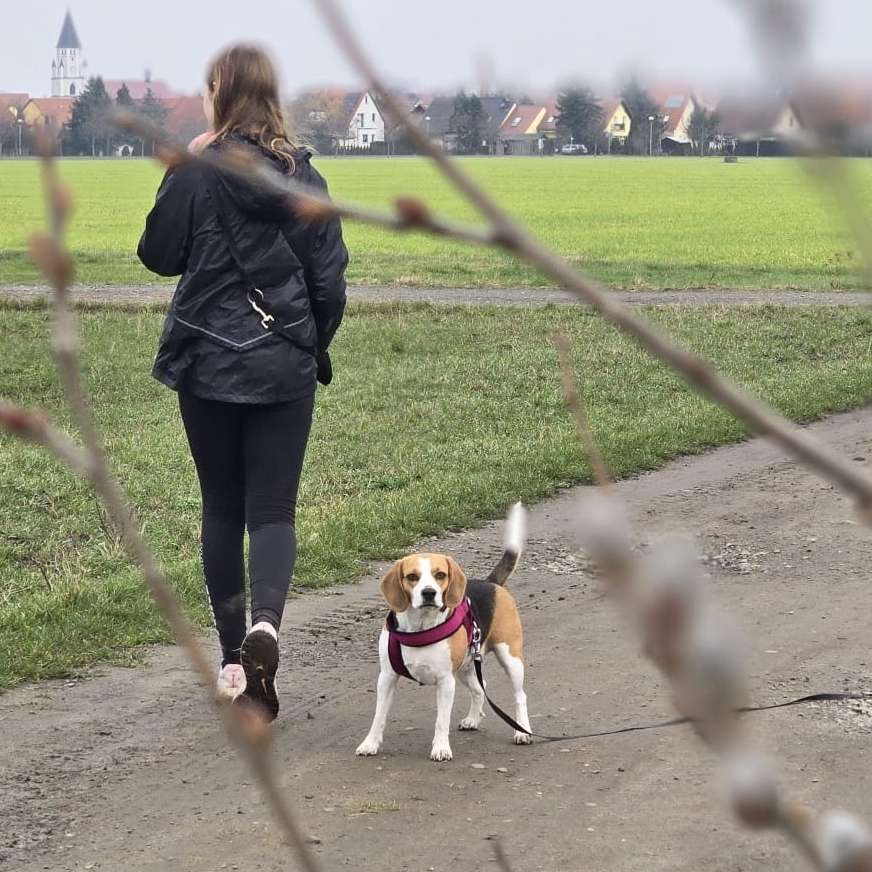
[472,656,871,743]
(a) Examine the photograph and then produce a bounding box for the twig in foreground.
[112,111,499,250]
[551,351,872,869]
[551,333,611,489]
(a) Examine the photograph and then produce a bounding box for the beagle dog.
[356,504,531,762]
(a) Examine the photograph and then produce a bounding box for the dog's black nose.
[421,588,437,601]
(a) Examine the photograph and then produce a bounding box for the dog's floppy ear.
[380,559,410,612]
[443,557,468,609]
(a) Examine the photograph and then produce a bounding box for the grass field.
[0,156,870,290]
[2,300,872,687]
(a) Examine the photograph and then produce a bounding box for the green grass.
[2,301,872,687]
[0,156,870,289]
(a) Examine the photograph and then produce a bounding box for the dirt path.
[3,283,872,308]
[3,408,872,871]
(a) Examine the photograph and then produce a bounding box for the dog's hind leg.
[457,662,486,731]
[356,668,399,756]
[493,642,532,745]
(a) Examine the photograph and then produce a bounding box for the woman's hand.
[188,131,217,154]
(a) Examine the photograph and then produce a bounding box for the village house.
[0,92,29,155]
[339,91,386,148]
[421,95,513,153]
[602,97,632,151]
[650,87,699,154]
[536,100,559,152]
[499,103,547,155]
[716,95,802,156]
[21,97,74,134]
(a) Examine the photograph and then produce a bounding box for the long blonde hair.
[207,44,298,173]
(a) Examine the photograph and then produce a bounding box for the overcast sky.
[5,0,872,99]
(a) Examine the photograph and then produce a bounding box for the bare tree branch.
[113,111,499,248]
[551,333,611,488]
[570,417,872,871]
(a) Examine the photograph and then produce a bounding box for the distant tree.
[622,78,665,155]
[450,92,484,154]
[66,77,113,156]
[115,83,133,108]
[556,87,603,149]
[113,83,140,154]
[383,108,408,157]
[139,88,168,155]
[686,104,721,156]
[0,108,20,156]
[287,90,347,154]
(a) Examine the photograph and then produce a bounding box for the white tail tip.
[505,501,526,554]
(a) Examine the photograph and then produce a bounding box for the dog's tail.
[485,502,526,586]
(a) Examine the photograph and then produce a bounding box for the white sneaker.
[250,621,278,640]
[216,663,247,701]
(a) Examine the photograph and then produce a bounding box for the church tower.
[51,11,87,97]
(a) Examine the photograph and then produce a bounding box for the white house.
[341,92,386,147]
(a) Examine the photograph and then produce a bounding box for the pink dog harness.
[386,598,477,682]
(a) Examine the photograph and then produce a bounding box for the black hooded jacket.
[138,136,348,404]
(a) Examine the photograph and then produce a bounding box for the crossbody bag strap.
[204,168,314,355]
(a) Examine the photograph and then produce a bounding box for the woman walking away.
[137,44,348,721]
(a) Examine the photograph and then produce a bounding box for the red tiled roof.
[500,104,544,136]
[0,93,28,123]
[161,96,208,140]
[0,92,29,110]
[644,85,697,135]
[104,79,176,100]
[25,97,74,128]
[715,96,791,139]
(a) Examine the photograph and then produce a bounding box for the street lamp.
[424,115,431,139]
[17,117,23,157]
[648,115,655,156]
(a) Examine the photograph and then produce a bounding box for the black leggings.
[179,392,315,666]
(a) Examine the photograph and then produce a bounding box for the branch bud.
[638,536,702,672]
[815,811,872,872]
[29,232,75,292]
[575,491,633,576]
[0,404,48,441]
[725,753,780,829]
[395,196,430,227]
[293,195,335,224]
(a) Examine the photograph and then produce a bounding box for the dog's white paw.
[356,738,381,756]
[458,716,480,731]
[513,731,532,745]
[430,742,453,762]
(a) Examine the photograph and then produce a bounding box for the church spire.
[57,10,81,50]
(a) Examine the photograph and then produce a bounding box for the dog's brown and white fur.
[357,503,531,762]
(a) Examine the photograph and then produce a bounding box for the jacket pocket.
[170,273,318,354]
[173,308,316,355]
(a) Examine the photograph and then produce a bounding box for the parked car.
[559,142,588,155]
